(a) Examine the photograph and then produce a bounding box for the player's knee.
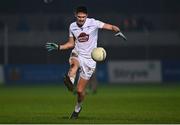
[76,88,84,96]
[70,62,78,70]
[70,58,79,65]
[69,62,78,74]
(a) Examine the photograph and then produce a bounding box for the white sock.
[70,77,75,84]
[75,102,81,112]
[68,73,76,85]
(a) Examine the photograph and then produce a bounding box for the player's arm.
[58,37,75,50]
[46,37,75,51]
[102,23,120,32]
[102,23,127,41]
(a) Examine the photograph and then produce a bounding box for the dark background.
[0,0,180,64]
[0,0,180,14]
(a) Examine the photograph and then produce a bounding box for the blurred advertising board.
[162,61,180,81]
[96,63,108,83]
[3,64,109,84]
[108,61,162,83]
[4,64,68,84]
[0,65,4,84]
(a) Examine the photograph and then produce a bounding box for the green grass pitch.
[0,83,180,124]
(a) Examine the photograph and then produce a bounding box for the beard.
[77,21,85,27]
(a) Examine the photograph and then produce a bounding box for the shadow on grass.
[61,116,96,120]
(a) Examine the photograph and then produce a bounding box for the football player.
[46,6,126,119]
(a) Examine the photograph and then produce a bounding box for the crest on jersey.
[78,32,89,42]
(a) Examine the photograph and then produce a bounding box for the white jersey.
[69,18,105,59]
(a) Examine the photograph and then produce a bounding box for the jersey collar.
[76,18,88,29]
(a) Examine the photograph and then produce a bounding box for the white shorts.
[69,50,96,80]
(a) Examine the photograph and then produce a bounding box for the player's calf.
[63,74,74,92]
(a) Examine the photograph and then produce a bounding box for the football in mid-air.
[91,47,106,62]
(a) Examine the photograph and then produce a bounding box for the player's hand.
[115,31,127,41]
[45,42,59,51]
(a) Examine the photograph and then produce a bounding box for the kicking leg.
[64,58,79,92]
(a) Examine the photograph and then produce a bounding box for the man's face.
[75,12,88,26]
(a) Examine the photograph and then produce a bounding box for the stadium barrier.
[162,61,180,82]
[3,64,108,84]
[4,64,68,84]
[2,61,180,84]
[0,65,4,84]
[108,61,162,83]
[96,63,109,83]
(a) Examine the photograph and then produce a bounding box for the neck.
[77,23,83,27]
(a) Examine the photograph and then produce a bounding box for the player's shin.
[75,90,85,112]
[68,74,76,84]
[68,62,78,84]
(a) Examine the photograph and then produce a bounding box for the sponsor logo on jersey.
[72,28,79,31]
[78,32,89,42]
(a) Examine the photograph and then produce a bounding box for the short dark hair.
[75,6,88,14]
